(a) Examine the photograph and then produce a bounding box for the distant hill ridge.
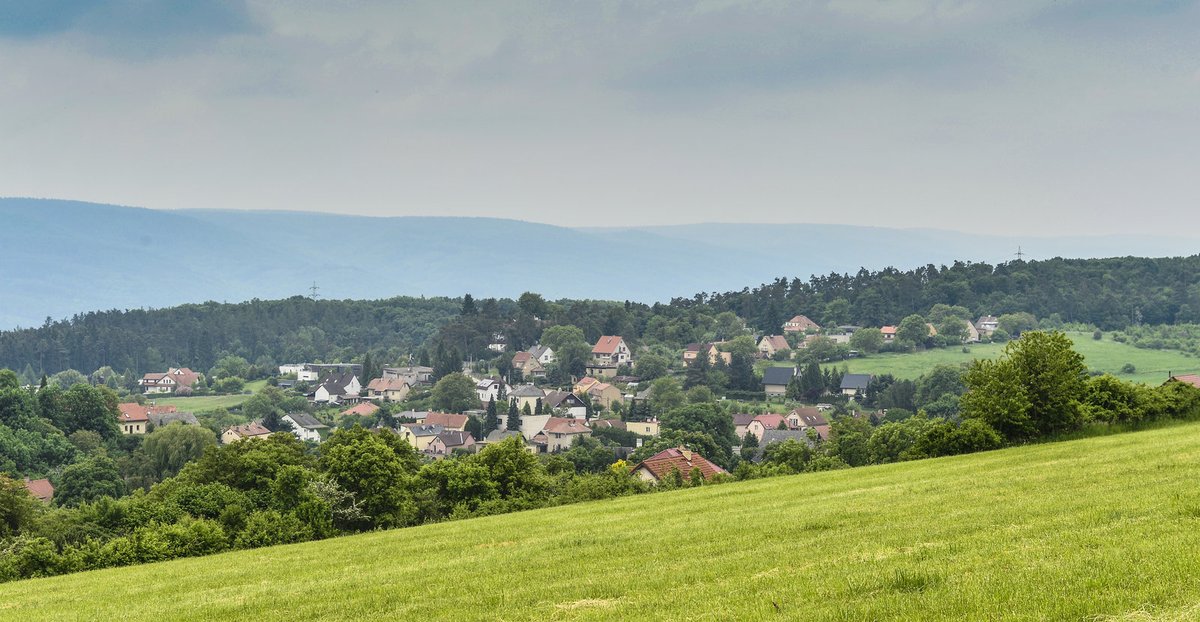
[2,197,1198,329]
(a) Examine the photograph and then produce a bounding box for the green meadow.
[814,331,1197,384]
[148,379,269,411]
[5,422,1200,621]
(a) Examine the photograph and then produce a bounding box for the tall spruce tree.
[484,397,499,436]
[506,399,521,431]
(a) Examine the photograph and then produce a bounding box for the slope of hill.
[4,198,1200,330]
[806,331,1199,385]
[5,423,1200,621]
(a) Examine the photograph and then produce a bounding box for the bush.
[1093,330,1103,340]
[1120,363,1136,374]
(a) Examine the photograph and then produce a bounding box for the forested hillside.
[2,255,1199,377]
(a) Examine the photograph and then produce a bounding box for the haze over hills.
[2,198,1198,330]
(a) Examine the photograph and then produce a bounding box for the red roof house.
[631,447,726,483]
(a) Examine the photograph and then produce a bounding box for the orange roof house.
[782,315,821,333]
[631,447,726,483]
[24,478,54,503]
[341,402,381,417]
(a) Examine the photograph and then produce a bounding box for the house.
[283,412,329,443]
[758,335,791,359]
[366,377,411,402]
[590,419,626,431]
[573,376,601,395]
[508,385,546,412]
[840,373,872,397]
[587,382,622,411]
[631,447,726,484]
[488,333,508,353]
[341,402,381,418]
[476,378,507,404]
[880,326,897,342]
[682,342,730,367]
[625,418,660,437]
[750,429,818,462]
[497,414,552,441]
[278,364,306,378]
[117,403,150,435]
[976,316,999,336]
[139,367,201,395]
[511,352,546,379]
[541,417,592,452]
[761,366,797,397]
[1167,374,1200,389]
[786,407,831,439]
[544,390,588,419]
[311,372,362,404]
[147,410,199,428]
[592,336,632,366]
[23,478,54,503]
[297,363,363,383]
[963,320,981,343]
[424,431,476,459]
[585,363,619,378]
[399,423,445,451]
[382,366,434,386]
[746,414,789,440]
[782,315,821,333]
[732,413,757,440]
[221,422,272,444]
[425,412,470,431]
[528,345,555,365]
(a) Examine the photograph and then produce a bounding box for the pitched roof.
[509,385,545,398]
[367,377,409,392]
[425,412,469,429]
[484,429,524,443]
[1169,374,1200,389]
[23,478,54,502]
[788,407,828,428]
[542,417,590,435]
[590,419,626,430]
[341,402,381,417]
[841,373,873,390]
[592,335,626,355]
[752,414,788,430]
[286,412,329,430]
[148,411,199,427]
[761,335,790,350]
[731,413,756,427]
[434,430,474,448]
[402,423,444,437]
[762,366,797,386]
[319,372,358,394]
[880,325,897,335]
[512,351,532,365]
[784,315,820,330]
[117,403,150,423]
[544,390,585,409]
[573,377,601,392]
[226,422,272,439]
[632,447,726,481]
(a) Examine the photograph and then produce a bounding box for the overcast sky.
[2,1,1198,235]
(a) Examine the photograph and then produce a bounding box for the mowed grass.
[149,379,269,411]
[814,331,1198,384]
[6,424,1200,620]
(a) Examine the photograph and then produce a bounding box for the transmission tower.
[309,281,320,299]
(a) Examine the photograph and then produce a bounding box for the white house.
[476,378,507,404]
[283,413,329,443]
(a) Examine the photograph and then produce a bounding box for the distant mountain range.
[2,198,1197,330]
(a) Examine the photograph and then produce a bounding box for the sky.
[1,0,1198,235]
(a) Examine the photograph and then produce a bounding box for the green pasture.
[5,422,1200,620]
[148,379,269,411]
[803,331,1197,384]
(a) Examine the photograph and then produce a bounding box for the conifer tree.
[506,399,521,431]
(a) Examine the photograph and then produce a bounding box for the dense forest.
[2,255,1200,377]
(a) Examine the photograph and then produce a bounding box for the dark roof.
[762,366,797,386]
[148,411,199,427]
[286,412,329,430]
[319,371,357,394]
[403,423,444,437]
[752,430,817,462]
[840,374,872,390]
[544,390,585,409]
[434,430,474,448]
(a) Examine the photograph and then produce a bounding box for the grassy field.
[804,331,1198,384]
[5,423,1200,620]
[149,379,269,411]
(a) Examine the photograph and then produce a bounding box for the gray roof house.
[283,412,330,443]
[750,429,818,462]
[148,411,199,427]
[839,374,872,396]
[761,366,798,396]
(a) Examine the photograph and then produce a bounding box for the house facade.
[761,366,797,397]
[782,315,820,333]
[221,422,272,444]
[757,335,791,359]
[139,367,200,395]
[631,447,726,483]
[591,336,632,366]
[366,377,411,402]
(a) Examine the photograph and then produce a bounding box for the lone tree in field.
[960,331,1088,442]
